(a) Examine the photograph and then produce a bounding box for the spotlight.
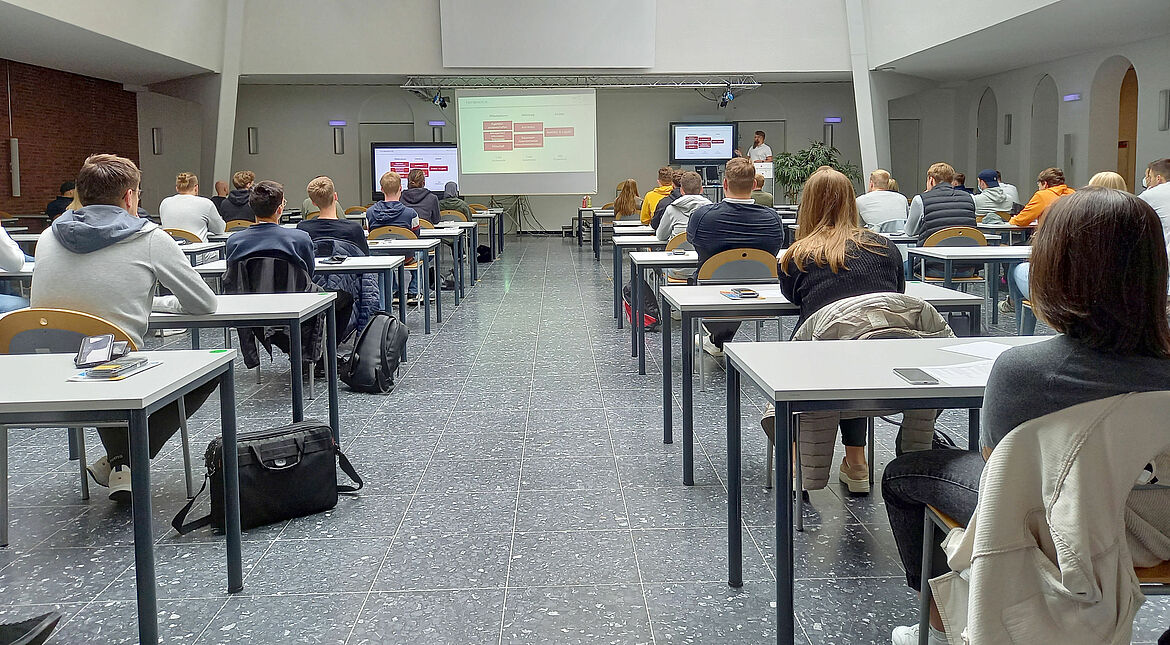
[718,88,734,108]
[432,93,448,108]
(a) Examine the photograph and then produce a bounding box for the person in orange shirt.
[1009,167,1075,226]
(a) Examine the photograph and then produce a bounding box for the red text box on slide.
[409,162,429,168]
[513,133,544,148]
[429,166,448,172]
[483,121,512,131]
[484,141,514,151]
[484,131,512,142]
[513,122,543,133]
[544,127,574,137]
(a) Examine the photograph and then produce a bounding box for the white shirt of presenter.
[742,131,773,163]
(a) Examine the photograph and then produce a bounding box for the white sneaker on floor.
[998,299,1013,313]
[86,456,111,488]
[701,333,724,357]
[154,328,187,337]
[108,466,132,503]
[892,623,947,645]
[839,458,871,494]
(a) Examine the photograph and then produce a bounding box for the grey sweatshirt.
[160,193,226,241]
[31,205,217,347]
[656,194,711,241]
[973,185,1013,216]
[0,227,24,271]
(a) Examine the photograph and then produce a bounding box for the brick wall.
[0,59,139,215]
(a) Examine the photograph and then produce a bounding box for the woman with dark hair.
[885,187,1170,645]
[779,167,905,492]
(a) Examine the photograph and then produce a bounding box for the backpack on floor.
[339,311,407,393]
[622,279,660,331]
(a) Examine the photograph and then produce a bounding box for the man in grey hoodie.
[656,171,710,241]
[973,168,1014,220]
[31,153,218,502]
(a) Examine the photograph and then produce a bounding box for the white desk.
[611,236,669,328]
[470,211,503,260]
[977,221,1035,245]
[368,238,443,332]
[437,220,481,283]
[420,228,468,304]
[178,241,225,265]
[1,226,27,234]
[659,282,985,486]
[0,349,243,644]
[149,293,340,438]
[0,261,33,281]
[627,251,699,368]
[907,245,1031,325]
[722,336,1046,643]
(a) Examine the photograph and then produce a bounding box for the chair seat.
[665,276,688,284]
[922,276,985,283]
[1136,561,1170,584]
[926,504,963,530]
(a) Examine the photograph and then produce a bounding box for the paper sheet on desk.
[938,341,1013,361]
[922,361,994,386]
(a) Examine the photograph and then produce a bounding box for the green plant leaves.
[772,140,863,202]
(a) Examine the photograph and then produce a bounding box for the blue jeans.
[1007,263,1035,334]
[0,293,28,313]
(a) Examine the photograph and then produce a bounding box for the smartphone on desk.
[320,255,348,265]
[75,334,115,368]
[671,249,688,255]
[731,288,759,298]
[893,368,939,385]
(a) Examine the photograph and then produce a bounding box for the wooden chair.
[694,248,781,386]
[302,211,319,221]
[602,201,615,210]
[163,228,201,244]
[418,219,435,229]
[439,210,468,222]
[344,206,366,215]
[918,226,987,290]
[368,226,423,268]
[468,203,488,213]
[664,232,692,284]
[224,220,253,232]
[0,308,196,501]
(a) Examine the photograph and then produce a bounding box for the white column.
[212,0,245,183]
[844,0,885,174]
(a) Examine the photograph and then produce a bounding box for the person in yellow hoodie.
[1009,167,1075,226]
[640,166,675,225]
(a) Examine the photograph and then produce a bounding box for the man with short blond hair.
[905,162,975,244]
[750,173,774,207]
[297,176,368,253]
[857,168,908,228]
[640,166,675,225]
[366,171,422,304]
[686,157,783,355]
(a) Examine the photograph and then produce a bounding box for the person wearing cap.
[996,171,1020,206]
[45,181,76,218]
[973,169,1014,218]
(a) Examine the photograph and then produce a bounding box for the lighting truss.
[401,75,760,91]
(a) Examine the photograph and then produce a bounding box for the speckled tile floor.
[2,235,1167,644]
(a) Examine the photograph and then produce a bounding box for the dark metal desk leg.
[577,211,583,247]
[662,292,673,444]
[1,427,8,547]
[614,245,623,327]
[727,364,742,587]
[681,313,694,486]
[498,214,504,253]
[450,240,461,307]
[326,303,340,443]
[190,329,201,350]
[219,366,244,594]
[128,409,158,645]
[423,253,434,332]
[944,259,953,290]
[397,264,407,323]
[594,213,601,261]
[971,304,982,337]
[989,261,1001,325]
[290,321,304,422]
[637,266,647,375]
[631,258,639,358]
[968,408,980,452]
[470,226,478,283]
[776,401,795,644]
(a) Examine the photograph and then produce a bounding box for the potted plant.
[773,140,863,203]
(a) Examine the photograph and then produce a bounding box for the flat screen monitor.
[669,122,737,165]
[370,142,459,201]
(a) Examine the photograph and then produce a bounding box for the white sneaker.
[839,458,871,494]
[998,299,1013,313]
[701,333,724,357]
[154,328,187,337]
[108,466,132,503]
[892,623,947,645]
[86,456,112,487]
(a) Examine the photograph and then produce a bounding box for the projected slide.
[458,93,596,175]
[370,143,459,195]
[670,123,736,164]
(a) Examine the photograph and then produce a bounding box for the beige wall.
[136,91,204,213]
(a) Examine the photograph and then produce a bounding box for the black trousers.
[98,381,218,469]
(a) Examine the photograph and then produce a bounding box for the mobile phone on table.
[671,249,688,255]
[731,288,759,298]
[320,255,347,265]
[75,334,115,368]
[893,368,939,385]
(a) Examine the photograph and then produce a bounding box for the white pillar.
[212,0,245,183]
[844,0,885,175]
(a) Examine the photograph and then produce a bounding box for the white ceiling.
[0,2,210,85]
[881,0,1170,81]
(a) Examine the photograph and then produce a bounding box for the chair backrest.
[0,308,137,354]
[225,220,254,232]
[368,225,417,241]
[602,201,615,210]
[696,248,779,284]
[225,255,311,295]
[468,203,487,212]
[344,206,366,215]
[873,218,907,234]
[164,227,202,243]
[665,232,691,251]
[418,219,435,229]
[924,226,987,248]
[303,211,319,221]
[439,209,468,222]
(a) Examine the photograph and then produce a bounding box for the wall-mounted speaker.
[822,123,835,148]
[8,138,19,197]
[151,127,162,155]
[333,127,344,155]
[247,127,259,155]
[1063,133,1075,175]
[1003,114,1012,145]
[1159,89,1169,132]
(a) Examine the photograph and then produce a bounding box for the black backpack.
[339,311,408,393]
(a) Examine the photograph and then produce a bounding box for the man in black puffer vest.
[905,162,978,277]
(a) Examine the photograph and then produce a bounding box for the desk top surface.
[629,250,698,266]
[149,292,336,324]
[0,349,237,413]
[368,238,442,251]
[907,245,1030,260]
[660,280,981,311]
[194,255,404,275]
[613,235,668,247]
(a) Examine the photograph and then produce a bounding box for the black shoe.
[440,279,456,291]
[0,612,62,645]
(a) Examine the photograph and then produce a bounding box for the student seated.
[650,169,683,229]
[972,168,1013,217]
[296,176,367,336]
[30,154,218,501]
[1008,166,1074,227]
[883,187,1170,644]
[211,180,229,210]
[217,170,258,222]
[225,181,315,278]
[366,171,422,305]
[686,157,783,356]
[297,176,368,254]
[656,171,709,241]
[0,227,29,313]
[613,178,641,222]
[1139,158,1170,243]
[779,167,904,492]
[44,181,76,218]
[856,169,907,228]
[438,181,472,219]
[641,166,674,226]
[905,162,976,244]
[160,172,226,241]
[749,173,774,208]
[400,168,439,225]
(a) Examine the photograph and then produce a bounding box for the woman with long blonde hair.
[613,179,641,220]
[779,166,905,492]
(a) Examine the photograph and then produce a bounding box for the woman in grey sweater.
[883,188,1170,645]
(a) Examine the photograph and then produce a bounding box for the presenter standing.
[735,130,773,163]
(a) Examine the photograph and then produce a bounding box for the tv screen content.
[370,143,459,200]
[670,122,737,164]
